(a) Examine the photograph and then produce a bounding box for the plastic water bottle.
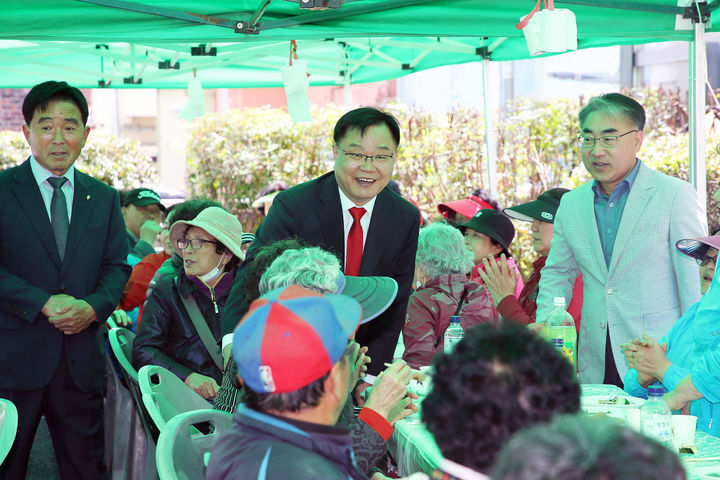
[640,385,672,448]
[444,315,464,353]
[542,297,576,368]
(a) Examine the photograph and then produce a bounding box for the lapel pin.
[86,195,91,200]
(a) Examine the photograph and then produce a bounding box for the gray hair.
[578,93,646,130]
[416,221,474,278]
[492,414,686,480]
[259,247,341,295]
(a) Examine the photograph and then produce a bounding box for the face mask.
[198,255,227,283]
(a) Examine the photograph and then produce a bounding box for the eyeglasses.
[336,144,395,166]
[578,130,638,149]
[176,238,219,251]
[697,254,718,267]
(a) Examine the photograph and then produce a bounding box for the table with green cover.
[388,383,720,479]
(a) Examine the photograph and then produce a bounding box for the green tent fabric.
[0,0,717,88]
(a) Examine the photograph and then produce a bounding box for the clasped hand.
[43,294,97,335]
[620,334,670,385]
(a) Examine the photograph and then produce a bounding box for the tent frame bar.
[76,0,240,29]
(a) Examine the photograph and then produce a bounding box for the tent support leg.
[689,17,707,211]
[482,57,498,199]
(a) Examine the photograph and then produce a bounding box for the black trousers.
[603,328,624,388]
[0,351,107,480]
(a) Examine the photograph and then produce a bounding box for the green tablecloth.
[388,383,720,479]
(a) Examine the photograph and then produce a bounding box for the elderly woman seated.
[402,221,500,368]
[622,232,720,436]
[132,206,244,400]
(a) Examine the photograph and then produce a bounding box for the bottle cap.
[449,315,461,323]
[647,385,664,396]
[553,297,566,308]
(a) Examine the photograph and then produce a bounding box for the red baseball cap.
[438,194,496,221]
[233,285,362,393]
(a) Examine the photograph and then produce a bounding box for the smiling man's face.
[333,123,396,206]
[22,99,90,176]
[580,111,643,195]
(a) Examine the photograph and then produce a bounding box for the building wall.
[0,88,28,131]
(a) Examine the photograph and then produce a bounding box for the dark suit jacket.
[224,172,420,375]
[0,160,130,392]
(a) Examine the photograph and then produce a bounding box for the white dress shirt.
[337,186,377,252]
[29,155,75,223]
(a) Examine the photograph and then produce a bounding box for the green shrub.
[186,88,720,275]
[0,131,157,189]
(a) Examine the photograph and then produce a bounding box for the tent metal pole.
[344,70,352,109]
[689,18,707,210]
[482,57,498,198]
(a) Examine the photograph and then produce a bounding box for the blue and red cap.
[233,284,362,394]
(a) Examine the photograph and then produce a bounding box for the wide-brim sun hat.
[335,273,398,324]
[676,232,720,260]
[169,206,245,261]
[503,188,569,224]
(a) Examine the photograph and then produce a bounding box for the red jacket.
[118,251,170,324]
[402,274,500,368]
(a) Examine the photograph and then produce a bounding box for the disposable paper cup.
[671,414,697,449]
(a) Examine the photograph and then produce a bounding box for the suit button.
[600,322,607,329]
[606,287,614,295]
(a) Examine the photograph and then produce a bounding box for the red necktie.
[346,207,366,276]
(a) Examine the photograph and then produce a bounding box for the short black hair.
[238,238,308,319]
[23,81,89,126]
[579,93,646,130]
[471,188,503,211]
[242,371,330,413]
[333,107,401,148]
[422,323,580,473]
[492,414,686,480]
[241,344,352,413]
[167,198,223,226]
[256,180,289,200]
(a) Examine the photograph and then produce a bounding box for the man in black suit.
[0,81,130,479]
[223,107,420,396]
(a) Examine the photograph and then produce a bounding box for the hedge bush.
[187,87,720,273]
[0,131,157,189]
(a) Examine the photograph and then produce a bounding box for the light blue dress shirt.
[592,159,641,268]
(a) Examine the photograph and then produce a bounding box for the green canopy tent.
[0,1,717,88]
[0,0,717,199]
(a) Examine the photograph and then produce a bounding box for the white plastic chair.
[0,398,19,465]
[108,327,138,383]
[156,409,233,480]
[138,365,212,431]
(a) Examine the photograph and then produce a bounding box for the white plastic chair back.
[0,398,19,465]
[109,327,138,383]
[156,409,232,480]
[139,365,212,431]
